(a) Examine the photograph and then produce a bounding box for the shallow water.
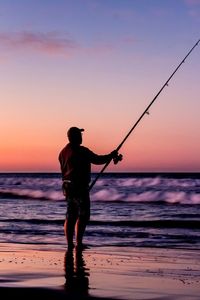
[0,172,199,250]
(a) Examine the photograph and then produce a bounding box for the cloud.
[184,0,200,20]
[0,30,138,61]
[122,36,137,45]
[185,0,200,4]
[0,31,80,57]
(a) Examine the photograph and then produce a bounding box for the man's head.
[67,126,84,145]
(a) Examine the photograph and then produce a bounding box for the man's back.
[59,143,91,186]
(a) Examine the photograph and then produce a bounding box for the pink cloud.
[184,0,200,20]
[0,30,138,60]
[188,9,200,17]
[185,0,200,4]
[122,36,137,45]
[0,31,79,57]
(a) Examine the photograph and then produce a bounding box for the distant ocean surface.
[0,172,199,251]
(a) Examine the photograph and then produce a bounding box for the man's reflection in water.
[64,247,90,296]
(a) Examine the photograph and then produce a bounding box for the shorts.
[62,181,90,221]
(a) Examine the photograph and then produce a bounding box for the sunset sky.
[0,0,199,173]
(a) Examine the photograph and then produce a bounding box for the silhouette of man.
[58,126,122,249]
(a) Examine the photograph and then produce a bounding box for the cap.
[67,126,84,139]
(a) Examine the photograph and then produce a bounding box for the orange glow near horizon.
[1,128,200,172]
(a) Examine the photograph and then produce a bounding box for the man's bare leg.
[75,218,87,248]
[64,218,76,249]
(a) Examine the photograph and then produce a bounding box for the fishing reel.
[113,153,123,164]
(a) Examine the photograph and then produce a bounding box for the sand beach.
[0,243,199,300]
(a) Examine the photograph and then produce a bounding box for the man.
[58,126,122,250]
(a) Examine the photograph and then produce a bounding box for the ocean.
[0,172,199,251]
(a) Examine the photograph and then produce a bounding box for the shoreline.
[1,172,200,178]
[0,243,199,299]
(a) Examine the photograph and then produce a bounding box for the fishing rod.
[89,39,200,191]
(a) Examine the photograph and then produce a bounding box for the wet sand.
[0,243,199,299]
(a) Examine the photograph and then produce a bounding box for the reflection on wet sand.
[64,247,90,296]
